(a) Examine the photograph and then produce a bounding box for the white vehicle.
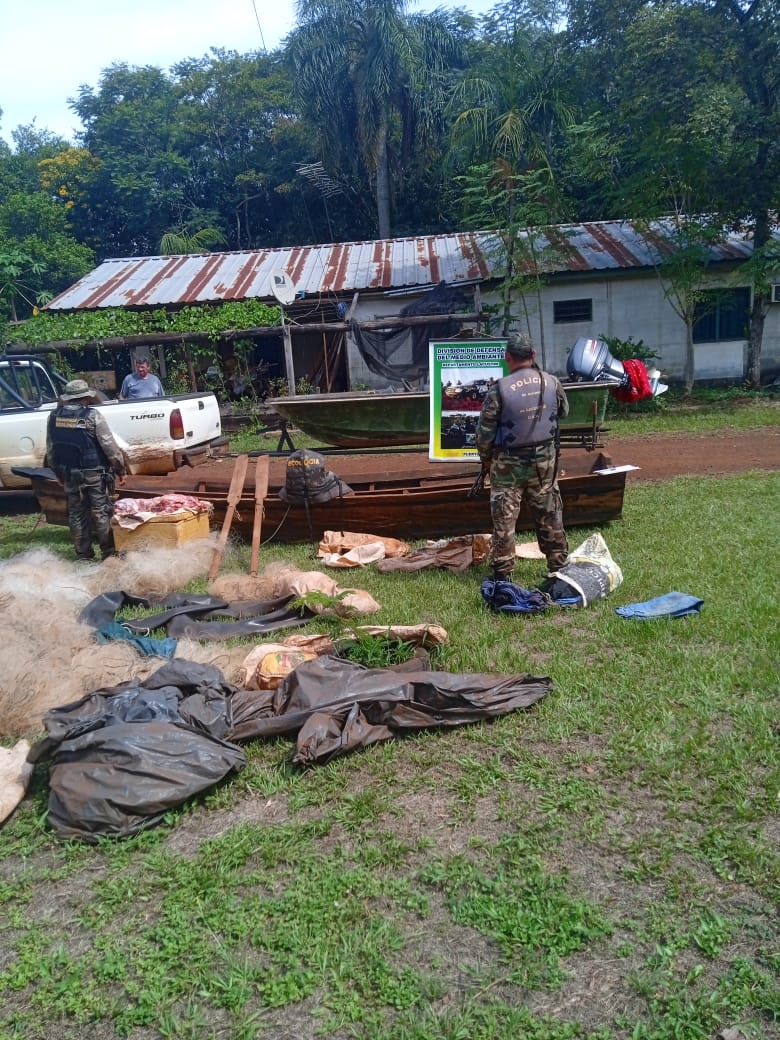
[0,355,227,490]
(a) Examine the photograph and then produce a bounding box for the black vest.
[495,369,559,450]
[50,404,108,472]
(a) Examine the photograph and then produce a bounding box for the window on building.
[692,288,751,343]
[553,298,593,323]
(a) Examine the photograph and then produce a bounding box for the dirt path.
[592,425,780,482]
[306,425,780,486]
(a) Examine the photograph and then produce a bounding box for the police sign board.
[429,339,507,462]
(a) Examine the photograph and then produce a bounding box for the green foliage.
[0,187,94,323]
[289,588,351,615]
[0,249,48,322]
[450,11,575,179]
[266,375,289,398]
[264,373,316,397]
[456,161,570,366]
[158,225,227,255]
[600,335,658,366]
[338,633,416,668]
[11,299,281,347]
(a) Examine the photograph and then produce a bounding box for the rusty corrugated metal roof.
[46,220,762,311]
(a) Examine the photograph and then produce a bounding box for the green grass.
[601,388,779,437]
[0,406,778,1039]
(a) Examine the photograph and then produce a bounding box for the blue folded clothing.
[480,579,549,614]
[615,591,703,620]
[96,621,178,658]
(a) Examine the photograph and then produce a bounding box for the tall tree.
[564,0,780,387]
[450,3,575,362]
[0,130,93,322]
[638,215,723,394]
[287,0,465,239]
[450,0,574,178]
[712,0,780,388]
[72,64,192,256]
[173,49,329,249]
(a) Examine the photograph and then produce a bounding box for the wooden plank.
[249,456,270,577]
[208,453,249,581]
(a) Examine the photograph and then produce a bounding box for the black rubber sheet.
[32,657,551,840]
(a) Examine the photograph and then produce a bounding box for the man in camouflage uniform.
[476,333,569,578]
[46,379,127,561]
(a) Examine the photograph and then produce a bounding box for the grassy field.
[0,401,778,1040]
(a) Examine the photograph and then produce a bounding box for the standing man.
[119,357,165,399]
[476,333,570,578]
[46,380,127,561]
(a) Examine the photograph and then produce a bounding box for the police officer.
[46,379,127,561]
[476,333,570,578]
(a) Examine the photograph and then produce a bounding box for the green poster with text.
[428,339,507,461]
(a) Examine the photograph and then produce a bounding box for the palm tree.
[449,11,576,358]
[287,0,464,239]
[450,12,574,178]
[159,226,226,255]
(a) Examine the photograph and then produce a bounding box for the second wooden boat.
[20,453,626,545]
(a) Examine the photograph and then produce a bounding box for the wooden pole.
[249,455,270,577]
[322,331,330,391]
[208,453,249,582]
[282,318,295,395]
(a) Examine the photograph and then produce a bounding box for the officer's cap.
[61,379,94,401]
[505,333,535,359]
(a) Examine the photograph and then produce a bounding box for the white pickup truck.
[0,355,228,490]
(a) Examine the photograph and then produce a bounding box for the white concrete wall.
[343,272,780,388]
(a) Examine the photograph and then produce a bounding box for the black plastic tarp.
[229,656,552,765]
[34,662,244,841]
[351,281,471,384]
[32,657,551,840]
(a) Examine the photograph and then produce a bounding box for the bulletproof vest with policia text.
[50,405,108,472]
[277,449,353,506]
[495,370,559,450]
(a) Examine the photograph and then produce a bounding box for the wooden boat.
[19,452,626,546]
[268,381,611,450]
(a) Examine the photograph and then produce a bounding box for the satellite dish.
[270,269,296,307]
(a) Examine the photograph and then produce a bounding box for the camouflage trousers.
[63,468,116,560]
[488,446,568,575]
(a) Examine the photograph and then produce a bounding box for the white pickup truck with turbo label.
[0,355,228,490]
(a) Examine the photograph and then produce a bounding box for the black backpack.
[278,450,352,506]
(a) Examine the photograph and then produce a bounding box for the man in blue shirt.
[119,358,165,399]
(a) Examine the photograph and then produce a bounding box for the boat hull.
[268,391,429,448]
[22,456,626,545]
[268,382,610,450]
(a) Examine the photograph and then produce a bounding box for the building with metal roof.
[46,219,761,313]
[41,217,780,387]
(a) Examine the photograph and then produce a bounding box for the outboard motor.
[566,337,627,384]
[566,338,667,395]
